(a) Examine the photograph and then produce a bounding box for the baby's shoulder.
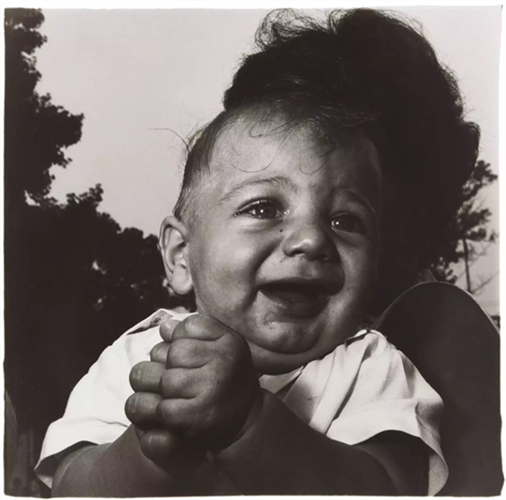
[343,328,398,358]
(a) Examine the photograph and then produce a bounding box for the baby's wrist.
[213,390,282,468]
[242,387,265,437]
[225,388,266,450]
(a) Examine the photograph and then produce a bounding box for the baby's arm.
[216,391,427,495]
[51,337,235,497]
[52,425,196,497]
[160,315,427,496]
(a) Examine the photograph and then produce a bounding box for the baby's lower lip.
[260,283,329,317]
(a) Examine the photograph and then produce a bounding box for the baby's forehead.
[209,114,378,177]
[208,114,379,186]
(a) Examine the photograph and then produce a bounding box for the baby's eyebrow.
[337,189,378,218]
[219,176,293,203]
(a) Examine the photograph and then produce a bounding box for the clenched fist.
[125,319,204,468]
[157,314,262,450]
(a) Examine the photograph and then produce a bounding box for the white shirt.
[36,309,447,494]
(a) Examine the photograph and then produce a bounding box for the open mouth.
[261,282,328,302]
[260,279,334,316]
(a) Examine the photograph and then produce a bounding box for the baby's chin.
[244,318,363,375]
[247,340,339,375]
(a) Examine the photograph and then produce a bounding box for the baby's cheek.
[342,242,377,282]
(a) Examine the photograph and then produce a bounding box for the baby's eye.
[331,213,366,234]
[239,200,283,219]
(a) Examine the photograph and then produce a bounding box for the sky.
[31,6,502,314]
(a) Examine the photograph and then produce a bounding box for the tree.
[431,160,497,287]
[4,9,83,214]
[6,187,171,436]
[3,10,178,495]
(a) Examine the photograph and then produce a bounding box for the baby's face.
[186,117,381,374]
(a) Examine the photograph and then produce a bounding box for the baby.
[36,8,478,496]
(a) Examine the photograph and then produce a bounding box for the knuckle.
[157,399,187,430]
[156,399,172,425]
[171,320,188,341]
[159,369,190,398]
[159,370,174,396]
[167,338,192,365]
[167,339,182,360]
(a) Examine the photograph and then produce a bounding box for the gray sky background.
[33,6,501,314]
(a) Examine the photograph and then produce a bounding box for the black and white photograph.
[3,3,502,496]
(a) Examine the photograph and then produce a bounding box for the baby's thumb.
[139,429,205,470]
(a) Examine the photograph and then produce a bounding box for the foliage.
[430,160,497,283]
[5,189,170,438]
[3,9,176,461]
[4,9,83,210]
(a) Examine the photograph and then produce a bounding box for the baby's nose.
[281,221,336,262]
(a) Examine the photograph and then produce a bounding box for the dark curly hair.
[174,8,479,315]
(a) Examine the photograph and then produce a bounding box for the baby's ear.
[159,216,193,295]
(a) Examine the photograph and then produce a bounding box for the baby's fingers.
[172,315,230,342]
[125,392,161,429]
[160,318,180,342]
[138,429,205,469]
[138,428,179,462]
[150,342,170,364]
[130,361,165,392]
